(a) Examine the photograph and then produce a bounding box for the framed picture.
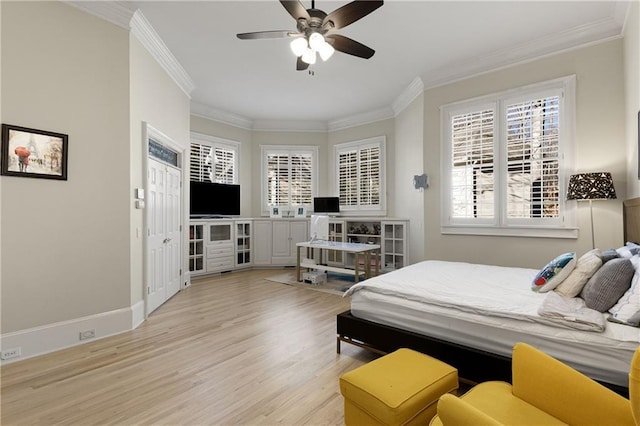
[270,206,282,218]
[1,124,68,180]
[295,206,306,217]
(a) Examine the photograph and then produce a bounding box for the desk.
[296,240,381,283]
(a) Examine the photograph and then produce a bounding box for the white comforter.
[344,260,606,332]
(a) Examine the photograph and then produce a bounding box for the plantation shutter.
[359,145,380,206]
[190,143,211,182]
[266,153,290,206]
[335,137,384,211]
[212,147,235,184]
[505,96,560,218]
[338,150,358,206]
[450,109,495,218]
[190,140,238,184]
[290,153,313,206]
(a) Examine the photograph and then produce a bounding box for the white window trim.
[261,145,318,216]
[334,136,386,216]
[440,76,577,238]
[190,132,240,183]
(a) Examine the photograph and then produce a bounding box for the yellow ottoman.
[340,348,458,426]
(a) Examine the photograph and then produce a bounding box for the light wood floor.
[1,269,378,425]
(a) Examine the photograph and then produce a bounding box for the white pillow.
[555,249,602,297]
[608,255,640,326]
[617,242,640,259]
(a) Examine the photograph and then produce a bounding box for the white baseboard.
[0,303,145,364]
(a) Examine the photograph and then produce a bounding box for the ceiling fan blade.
[323,0,383,30]
[327,34,375,59]
[296,57,309,71]
[237,30,297,40]
[280,0,311,21]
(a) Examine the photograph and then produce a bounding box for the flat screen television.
[190,181,240,217]
[313,196,340,214]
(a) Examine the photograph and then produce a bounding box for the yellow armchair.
[431,343,639,426]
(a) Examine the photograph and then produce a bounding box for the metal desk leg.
[354,252,360,283]
[297,245,302,282]
[364,250,371,279]
[375,248,379,276]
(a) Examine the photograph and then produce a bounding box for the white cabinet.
[205,221,234,273]
[345,219,409,272]
[326,219,346,266]
[189,217,407,274]
[271,220,308,265]
[253,220,273,266]
[382,221,408,272]
[235,221,252,268]
[188,223,205,275]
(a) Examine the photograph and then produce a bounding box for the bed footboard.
[336,310,511,384]
[336,310,629,396]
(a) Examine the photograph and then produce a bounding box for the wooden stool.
[340,348,458,425]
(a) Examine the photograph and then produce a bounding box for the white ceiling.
[109,1,627,129]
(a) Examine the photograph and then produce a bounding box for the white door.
[147,158,182,314]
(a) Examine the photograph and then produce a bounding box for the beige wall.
[423,40,626,269]
[129,36,191,305]
[0,2,131,332]
[394,94,425,262]
[624,1,640,199]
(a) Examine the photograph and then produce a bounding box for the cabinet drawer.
[206,244,234,257]
[207,257,234,271]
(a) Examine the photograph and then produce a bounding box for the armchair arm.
[512,343,634,426]
[434,394,503,426]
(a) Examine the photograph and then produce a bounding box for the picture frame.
[1,124,68,180]
[295,206,307,218]
[637,110,639,179]
[269,205,282,218]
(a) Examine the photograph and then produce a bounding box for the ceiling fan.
[237,0,383,71]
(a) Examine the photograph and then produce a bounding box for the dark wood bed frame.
[336,197,640,397]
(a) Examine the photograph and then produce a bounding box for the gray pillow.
[600,249,619,264]
[581,258,635,312]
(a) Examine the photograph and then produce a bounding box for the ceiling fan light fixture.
[301,48,316,65]
[318,42,335,61]
[290,37,307,57]
[308,32,325,51]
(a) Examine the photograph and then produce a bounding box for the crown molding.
[191,101,253,130]
[327,107,394,132]
[64,1,133,29]
[252,120,327,132]
[130,10,195,98]
[391,77,424,116]
[421,14,623,90]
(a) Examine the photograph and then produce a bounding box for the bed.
[337,197,640,396]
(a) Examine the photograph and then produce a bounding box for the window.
[335,136,385,213]
[442,76,576,237]
[190,133,239,183]
[262,146,317,212]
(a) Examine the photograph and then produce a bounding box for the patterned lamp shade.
[567,172,617,200]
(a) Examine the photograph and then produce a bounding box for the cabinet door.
[271,221,291,259]
[289,220,309,249]
[253,220,272,265]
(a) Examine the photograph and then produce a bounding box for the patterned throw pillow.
[581,258,635,312]
[555,249,603,297]
[532,252,576,292]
